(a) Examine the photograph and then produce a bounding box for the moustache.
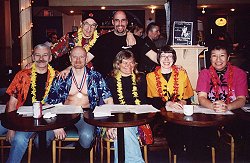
[36,60,47,63]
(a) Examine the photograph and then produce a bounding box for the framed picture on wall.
[173,21,193,45]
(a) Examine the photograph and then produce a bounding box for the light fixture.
[202,8,205,14]
[230,8,235,12]
[215,18,227,26]
[101,6,106,10]
[70,10,74,14]
[151,8,155,14]
[150,5,156,14]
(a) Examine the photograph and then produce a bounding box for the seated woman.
[197,41,248,141]
[106,50,148,163]
[146,45,193,109]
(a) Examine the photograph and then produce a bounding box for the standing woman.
[106,50,148,163]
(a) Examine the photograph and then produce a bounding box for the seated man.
[46,46,113,150]
[0,44,56,162]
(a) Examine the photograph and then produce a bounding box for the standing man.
[89,10,158,77]
[143,22,161,73]
[46,46,113,150]
[0,44,56,163]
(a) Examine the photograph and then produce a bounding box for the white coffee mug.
[183,105,194,116]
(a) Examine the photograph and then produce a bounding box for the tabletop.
[232,108,250,122]
[1,110,80,132]
[84,111,156,128]
[160,108,235,127]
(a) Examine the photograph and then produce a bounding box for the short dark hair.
[157,45,177,65]
[209,40,230,56]
[146,22,159,34]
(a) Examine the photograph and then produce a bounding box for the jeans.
[114,127,144,163]
[74,116,95,148]
[0,121,8,135]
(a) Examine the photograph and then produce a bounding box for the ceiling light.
[202,8,205,14]
[230,8,235,12]
[151,8,155,14]
[70,10,74,14]
[101,6,106,10]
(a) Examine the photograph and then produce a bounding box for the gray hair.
[33,44,51,55]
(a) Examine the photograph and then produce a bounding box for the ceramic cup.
[183,105,194,116]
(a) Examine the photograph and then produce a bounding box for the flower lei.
[209,63,233,104]
[154,66,179,102]
[115,72,141,105]
[31,64,55,104]
[76,28,98,52]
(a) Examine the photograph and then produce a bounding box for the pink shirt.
[196,65,248,102]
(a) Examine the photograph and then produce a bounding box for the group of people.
[0,9,248,163]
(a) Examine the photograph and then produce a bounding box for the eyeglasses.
[82,22,98,29]
[160,54,173,60]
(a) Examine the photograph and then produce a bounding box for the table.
[84,111,156,163]
[232,108,250,122]
[161,108,235,127]
[1,110,80,161]
[160,108,235,161]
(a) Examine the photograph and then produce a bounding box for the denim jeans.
[114,127,144,163]
[6,130,54,163]
[0,121,8,135]
[74,116,95,148]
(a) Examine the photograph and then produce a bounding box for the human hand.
[166,101,183,110]
[126,31,136,47]
[53,128,66,140]
[6,130,15,142]
[212,100,228,113]
[106,128,117,140]
[57,66,71,80]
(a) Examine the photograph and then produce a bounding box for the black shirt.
[106,74,147,105]
[23,72,48,106]
[90,32,150,77]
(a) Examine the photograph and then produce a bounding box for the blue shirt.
[46,67,112,110]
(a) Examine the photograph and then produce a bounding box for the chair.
[168,147,215,163]
[217,127,235,163]
[100,137,148,163]
[0,135,33,163]
[52,128,94,163]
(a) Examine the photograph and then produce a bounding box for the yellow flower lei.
[76,28,98,52]
[115,72,141,105]
[31,64,55,104]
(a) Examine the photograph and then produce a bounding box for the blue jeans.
[74,116,95,148]
[114,127,144,163]
[0,121,8,135]
[6,130,54,163]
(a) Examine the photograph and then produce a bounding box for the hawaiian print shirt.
[45,67,112,110]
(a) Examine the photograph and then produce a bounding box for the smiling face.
[159,52,174,70]
[32,46,52,70]
[81,18,97,39]
[210,49,229,71]
[118,57,136,76]
[112,11,128,35]
[69,47,87,69]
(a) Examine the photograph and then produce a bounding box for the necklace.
[72,67,87,98]
[76,29,98,52]
[115,72,141,105]
[209,63,233,104]
[154,66,179,102]
[31,64,55,104]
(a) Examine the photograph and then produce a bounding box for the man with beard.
[89,10,158,77]
[51,12,135,71]
[0,44,56,162]
[46,46,113,152]
[143,22,161,73]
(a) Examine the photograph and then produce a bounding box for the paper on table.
[166,105,233,115]
[241,104,250,112]
[93,104,159,117]
[0,105,6,113]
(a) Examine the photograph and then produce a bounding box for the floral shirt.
[46,67,112,110]
[196,65,248,102]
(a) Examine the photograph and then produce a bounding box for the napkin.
[43,112,57,119]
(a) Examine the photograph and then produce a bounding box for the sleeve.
[136,36,151,56]
[97,74,112,100]
[196,69,210,93]
[183,72,194,99]
[51,33,70,58]
[234,68,248,97]
[146,73,154,98]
